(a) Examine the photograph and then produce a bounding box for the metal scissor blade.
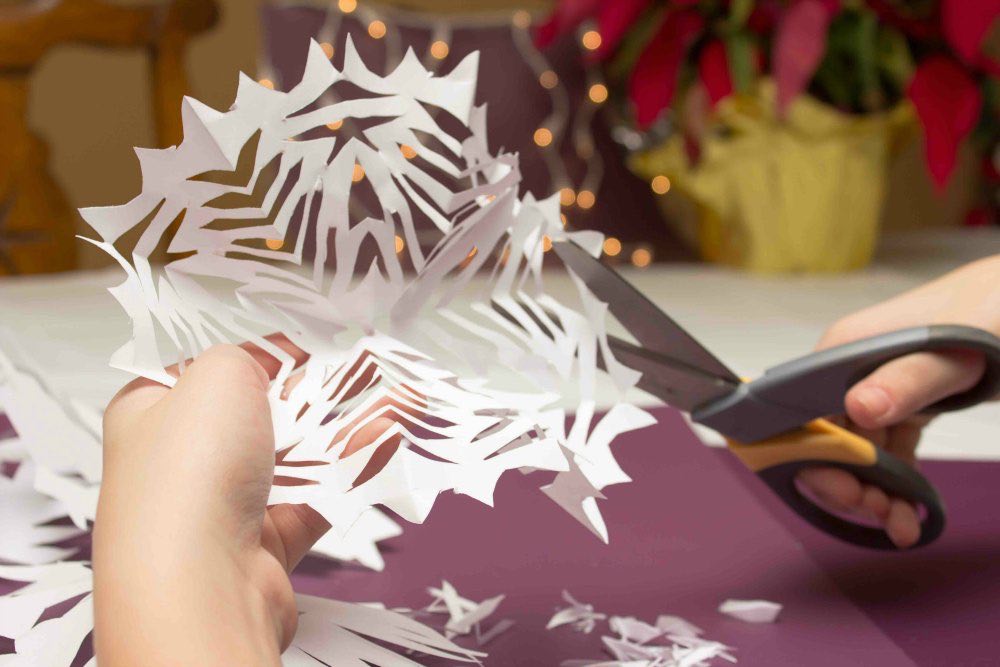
[554,240,740,383]
[608,336,738,412]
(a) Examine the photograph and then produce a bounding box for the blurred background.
[0,0,997,276]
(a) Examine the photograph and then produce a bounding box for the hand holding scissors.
[555,243,1000,550]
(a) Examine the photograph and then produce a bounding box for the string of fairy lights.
[259,0,672,269]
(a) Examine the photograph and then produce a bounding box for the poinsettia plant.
[537,0,999,192]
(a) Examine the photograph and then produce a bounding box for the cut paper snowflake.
[0,465,82,565]
[0,333,102,495]
[0,563,480,667]
[309,507,402,571]
[2,34,660,667]
[80,36,652,544]
[0,562,95,667]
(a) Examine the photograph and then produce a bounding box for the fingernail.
[854,386,892,424]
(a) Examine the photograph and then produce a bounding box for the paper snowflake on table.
[0,37,655,665]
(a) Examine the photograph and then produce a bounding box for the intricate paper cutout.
[81,36,652,543]
[1,34,660,666]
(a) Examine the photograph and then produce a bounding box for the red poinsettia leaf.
[942,0,1000,71]
[628,10,706,128]
[865,0,940,40]
[907,57,984,189]
[534,0,602,48]
[773,0,835,117]
[534,15,562,48]
[698,40,734,107]
[594,0,651,60]
[964,207,993,227]
[748,0,782,34]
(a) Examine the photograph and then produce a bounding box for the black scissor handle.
[696,324,1000,444]
[728,419,945,549]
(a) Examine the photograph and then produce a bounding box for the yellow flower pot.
[629,80,913,272]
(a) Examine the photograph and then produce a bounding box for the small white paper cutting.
[718,599,782,624]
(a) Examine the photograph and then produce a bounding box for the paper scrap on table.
[547,590,607,634]
[552,594,736,667]
[718,599,782,624]
[421,580,513,646]
[0,563,480,667]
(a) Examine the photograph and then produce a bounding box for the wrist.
[94,505,283,665]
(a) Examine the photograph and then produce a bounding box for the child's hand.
[798,255,1000,548]
[93,339,394,666]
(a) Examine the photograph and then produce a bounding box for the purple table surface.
[292,408,917,666]
[718,448,1000,667]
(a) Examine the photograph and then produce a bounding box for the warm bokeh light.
[320,42,335,59]
[258,78,275,90]
[326,119,343,131]
[542,235,553,252]
[533,127,553,147]
[394,235,405,253]
[539,70,559,89]
[430,40,449,60]
[352,163,365,182]
[581,30,602,51]
[560,213,568,227]
[602,237,621,257]
[400,144,417,159]
[576,189,595,209]
[338,0,357,13]
[651,174,671,195]
[631,247,653,268]
[588,83,608,104]
[265,238,284,251]
[368,20,387,39]
[512,9,531,29]
[559,187,575,206]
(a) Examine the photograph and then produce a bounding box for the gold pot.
[629,80,913,272]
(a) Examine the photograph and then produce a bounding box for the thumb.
[846,349,985,429]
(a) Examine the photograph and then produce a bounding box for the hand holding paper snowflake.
[2,35,657,666]
[82,36,652,545]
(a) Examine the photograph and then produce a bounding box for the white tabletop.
[1,228,997,460]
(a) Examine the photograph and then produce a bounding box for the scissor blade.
[608,337,737,412]
[554,240,739,383]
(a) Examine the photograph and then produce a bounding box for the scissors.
[554,240,1000,549]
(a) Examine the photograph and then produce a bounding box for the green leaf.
[606,4,667,83]
[726,0,754,30]
[876,26,914,97]
[856,9,882,110]
[725,30,754,93]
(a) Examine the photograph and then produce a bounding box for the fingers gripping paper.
[0,38,656,666]
[81,37,652,544]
